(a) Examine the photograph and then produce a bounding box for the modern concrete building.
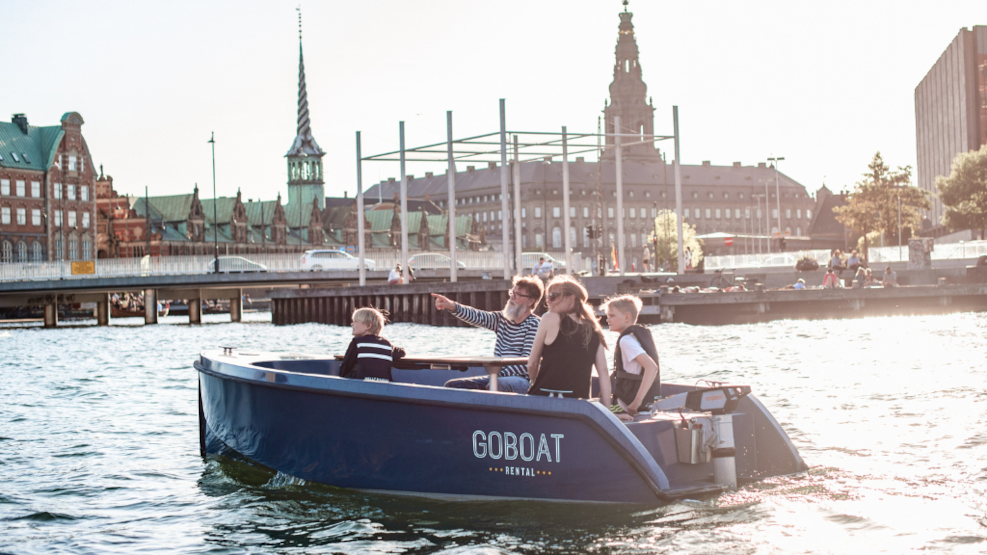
[914,26,987,230]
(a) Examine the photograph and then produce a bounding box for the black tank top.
[530,316,600,398]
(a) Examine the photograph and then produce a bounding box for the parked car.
[299,249,376,271]
[408,253,467,271]
[206,256,268,273]
[520,252,566,273]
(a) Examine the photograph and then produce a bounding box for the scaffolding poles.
[446,111,458,282]
[356,131,366,286]
[513,135,522,277]
[498,99,511,280]
[615,116,625,276]
[673,107,685,275]
[399,122,409,281]
[561,126,571,274]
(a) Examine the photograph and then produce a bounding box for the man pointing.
[431,275,543,393]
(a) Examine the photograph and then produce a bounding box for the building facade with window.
[363,5,816,264]
[914,26,987,230]
[0,112,97,263]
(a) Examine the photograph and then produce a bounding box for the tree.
[833,152,931,252]
[647,209,703,272]
[936,144,987,240]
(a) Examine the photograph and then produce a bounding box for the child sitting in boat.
[601,295,661,422]
[340,307,405,381]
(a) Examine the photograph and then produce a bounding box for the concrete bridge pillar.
[230,289,243,323]
[44,303,58,328]
[144,289,158,325]
[189,296,202,324]
[97,293,111,326]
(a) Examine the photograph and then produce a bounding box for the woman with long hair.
[527,275,611,403]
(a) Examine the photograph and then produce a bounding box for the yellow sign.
[71,261,95,275]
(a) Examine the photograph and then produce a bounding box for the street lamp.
[208,132,218,273]
[768,156,784,249]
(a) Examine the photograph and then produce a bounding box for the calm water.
[2,311,986,554]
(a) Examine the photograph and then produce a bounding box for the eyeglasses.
[509,289,530,299]
[547,291,570,301]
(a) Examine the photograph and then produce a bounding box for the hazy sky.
[4,0,983,203]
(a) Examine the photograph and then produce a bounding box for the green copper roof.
[0,122,64,172]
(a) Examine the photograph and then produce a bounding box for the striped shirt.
[454,304,540,378]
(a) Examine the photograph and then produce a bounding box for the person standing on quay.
[431,276,544,393]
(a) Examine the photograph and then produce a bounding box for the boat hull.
[196,351,805,503]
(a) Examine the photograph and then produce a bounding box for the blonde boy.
[339,307,405,381]
[602,295,661,421]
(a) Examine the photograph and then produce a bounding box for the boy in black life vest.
[602,295,660,422]
[340,307,405,381]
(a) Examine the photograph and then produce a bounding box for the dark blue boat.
[195,350,806,503]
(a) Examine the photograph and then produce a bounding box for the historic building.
[914,26,987,230]
[0,112,97,263]
[363,4,816,265]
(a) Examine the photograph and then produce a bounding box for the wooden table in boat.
[333,355,527,392]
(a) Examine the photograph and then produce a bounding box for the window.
[723,193,729,199]
[54,210,62,227]
[552,207,560,218]
[772,208,778,219]
[797,227,802,236]
[482,212,487,222]
[82,238,92,260]
[69,238,78,261]
[735,208,741,219]
[81,185,89,201]
[724,208,730,219]
[1,207,9,225]
[569,226,576,246]
[629,207,636,218]
[708,192,714,199]
[535,233,544,248]
[583,207,588,218]
[31,182,40,197]
[661,191,667,198]
[80,155,84,173]
[1,241,11,263]
[756,208,762,219]
[645,191,651,198]
[715,209,721,219]
[797,209,802,219]
[68,156,77,171]
[582,227,590,247]
[32,209,41,226]
[55,238,63,259]
[68,211,77,227]
[16,181,25,197]
[785,209,791,219]
[16,208,26,225]
[498,210,502,220]
[807,209,813,220]
[630,233,637,247]
[705,208,711,219]
[0,179,8,195]
[54,183,62,199]
[490,211,494,222]
[692,192,698,198]
[629,191,635,198]
[745,209,750,219]
[521,208,526,218]
[32,242,42,261]
[17,241,27,262]
[739,193,745,200]
[552,227,561,248]
[608,207,614,218]
[534,207,542,218]
[569,207,575,218]
[68,185,76,200]
[522,234,528,249]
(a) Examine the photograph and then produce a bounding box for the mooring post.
[189,296,202,325]
[44,302,58,328]
[144,289,158,325]
[229,289,242,323]
[96,293,110,326]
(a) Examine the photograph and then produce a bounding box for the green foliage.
[936,144,987,239]
[833,152,931,249]
[647,210,704,272]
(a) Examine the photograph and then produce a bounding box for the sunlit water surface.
[1,311,986,554]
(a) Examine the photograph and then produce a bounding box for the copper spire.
[286,7,324,157]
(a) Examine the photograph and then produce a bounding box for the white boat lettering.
[474,430,563,463]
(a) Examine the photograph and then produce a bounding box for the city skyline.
[3,0,983,205]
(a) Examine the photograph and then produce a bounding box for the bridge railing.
[0,250,573,283]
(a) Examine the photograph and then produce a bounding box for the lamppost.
[897,192,902,261]
[208,132,218,273]
[753,193,765,254]
[768,156,784,249]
